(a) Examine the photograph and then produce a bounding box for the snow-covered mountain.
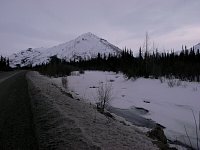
[9,32,121,67]
[194,43,200,51]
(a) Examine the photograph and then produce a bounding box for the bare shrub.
[176,79,182,86]
[167,77,182,88]
[71,71,80,76]
[131,77,137,81]
[61,77,68,89]
[182,82,188,88]
[198,111,200,149]
[193,87,198,92]
[183,109,200,150]
[96,81,112,113]
[159,77,165,83]
[167,78,176,88]
[184,125,193,148]
[192,110,199,150]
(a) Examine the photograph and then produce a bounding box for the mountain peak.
[9,33,122,67]
[76,32,100,40]
[81,32,94,36]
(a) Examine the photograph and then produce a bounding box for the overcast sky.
[0,0,200,55]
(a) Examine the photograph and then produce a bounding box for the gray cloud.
[0,0,200,55]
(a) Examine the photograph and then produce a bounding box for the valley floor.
[27,71,158,150]
[52,71,200,150]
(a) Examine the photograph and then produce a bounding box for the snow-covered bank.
[56,71,200,149]
[27,71,158,150]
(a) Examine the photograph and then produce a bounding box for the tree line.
[0,56,10,71]
[33,55,76,77]
[31,46,200,82]
[69,47,200,82]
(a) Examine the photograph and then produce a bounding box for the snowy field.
[53,71,200,149]
[27,72,158,150]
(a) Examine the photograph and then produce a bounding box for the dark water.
[108,106,192,149]
[107,106,156,128]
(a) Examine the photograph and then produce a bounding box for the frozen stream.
[108,106,156,128]
[53,71,200,149]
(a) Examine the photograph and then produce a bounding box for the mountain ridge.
[9,32,121,67]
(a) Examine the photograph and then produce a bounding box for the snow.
[194,43,200,51]
[9,32,121,67]
[55,71,200,149]
[9,48,46,67]
[27,71,158,149]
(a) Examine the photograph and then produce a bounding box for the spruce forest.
[34,46,200,82]
[0,56,10,71]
